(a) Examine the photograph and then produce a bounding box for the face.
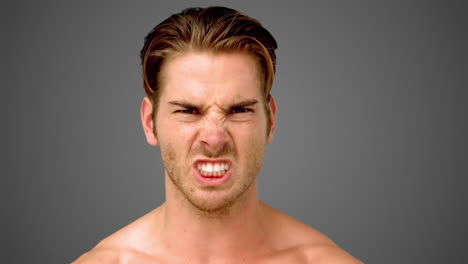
[141,52,276,213]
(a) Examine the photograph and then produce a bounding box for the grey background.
[4,0,467,263]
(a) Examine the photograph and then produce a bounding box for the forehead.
[159,52,263,103]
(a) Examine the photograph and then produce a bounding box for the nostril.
[200,128,228,145]
[199,129,230,157]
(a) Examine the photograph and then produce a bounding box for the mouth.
[193,159,233,186]
[197,161,230,177]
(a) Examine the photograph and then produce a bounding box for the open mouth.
[193,160,233,186]
[196,161,230,177]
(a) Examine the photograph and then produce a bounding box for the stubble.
[161,139,266,218]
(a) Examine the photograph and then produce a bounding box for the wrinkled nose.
[199,119,229,157]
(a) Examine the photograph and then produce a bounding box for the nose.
[199,116,229,157]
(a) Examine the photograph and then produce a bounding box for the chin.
[186,181,255,216]
[188,190,238,213]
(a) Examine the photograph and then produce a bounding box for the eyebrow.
[168,101,199,109]
[168,99,259,111]
[229,99,259,109]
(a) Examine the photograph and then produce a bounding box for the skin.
[72,52,363,264]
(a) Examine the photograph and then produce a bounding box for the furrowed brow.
[229,99,259,109]
[168,101,200,109]
[168,99,259,112]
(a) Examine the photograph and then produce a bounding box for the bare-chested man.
[73,6,363,264]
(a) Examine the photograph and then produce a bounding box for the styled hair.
[140,6,278,116]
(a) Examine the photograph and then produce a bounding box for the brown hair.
[140,6,278,121]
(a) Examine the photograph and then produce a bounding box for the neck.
[159,173,268,261]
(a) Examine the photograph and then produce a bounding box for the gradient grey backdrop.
[4,0,467,263]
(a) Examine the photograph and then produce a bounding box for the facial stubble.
[161,138,266,218]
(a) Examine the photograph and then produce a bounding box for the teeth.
[197,162,229,176]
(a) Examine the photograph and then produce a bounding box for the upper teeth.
[197,162,229,176]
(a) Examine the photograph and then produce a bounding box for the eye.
[175,109,199,114]
[231,107,253,114]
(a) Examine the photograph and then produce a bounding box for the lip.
[193,159,233,187]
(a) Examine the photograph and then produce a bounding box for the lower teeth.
[200,170,226,176]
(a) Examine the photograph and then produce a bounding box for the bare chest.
[118,248,310,264]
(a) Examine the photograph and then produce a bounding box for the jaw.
[164,169,260,219]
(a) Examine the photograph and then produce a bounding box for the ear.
[267,96,277,144]
[141,97,159,146]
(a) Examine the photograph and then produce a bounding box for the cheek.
[160,142,178,178]
[159,122,199,167]
[161,144,177,164]
[236,119,268,141]
[178,125,197,140]
[238,129,266,178]
[231,121,268,159]
[157,118,197,145]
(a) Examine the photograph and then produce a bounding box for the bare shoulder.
[72,207,163,264]
[261,202,363,263]
[72,246,161,264]
[262,202,335,246]
[72,247,120,264]
[301,245,364,264]
[262,244,363,264]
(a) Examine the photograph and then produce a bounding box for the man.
[74,6,363,264]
